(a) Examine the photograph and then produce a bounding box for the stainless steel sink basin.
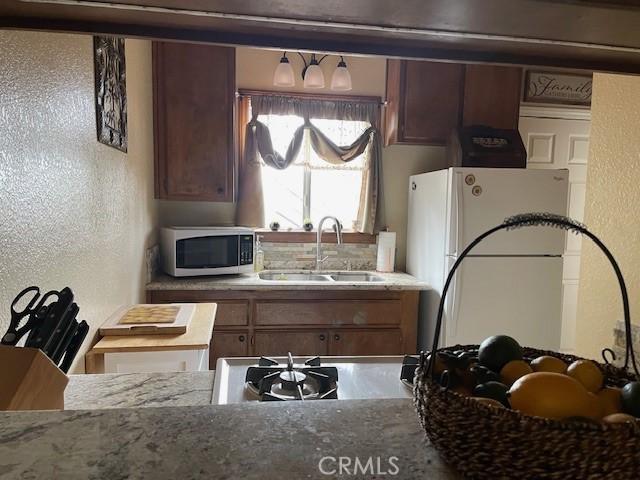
[258,271,385,283]
[329,272,384,282]
[258,272,331,281]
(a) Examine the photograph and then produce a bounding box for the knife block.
[0,345,69,411]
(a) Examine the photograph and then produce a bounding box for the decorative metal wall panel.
[94,36,127,152]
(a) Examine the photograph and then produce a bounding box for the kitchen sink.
[258,272,331,281]
[258,271,385,283]
[329,272,384,282]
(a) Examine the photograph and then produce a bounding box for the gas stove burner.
[245,353,338,401]
[400,355,420,388]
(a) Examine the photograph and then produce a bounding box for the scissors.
[1,286,59,346]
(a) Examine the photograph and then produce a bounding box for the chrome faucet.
[316,216,343,270]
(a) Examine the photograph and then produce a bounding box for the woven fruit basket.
[414,213,640,479]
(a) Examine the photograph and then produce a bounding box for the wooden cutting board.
[99,304,195,336]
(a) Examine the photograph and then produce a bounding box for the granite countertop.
[65,372,216,410]
[0,399,458,479]
[147,271,427,291]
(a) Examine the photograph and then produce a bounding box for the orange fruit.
[530,355,567,374]
[509,372,594,420]
[567,360,604,393]
[597,387,623,416]
[500,360,533,386]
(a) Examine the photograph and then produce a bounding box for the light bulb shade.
[273,59,295,87]
[303,64,325,88]
[330,65,352,91]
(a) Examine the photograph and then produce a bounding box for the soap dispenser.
[254,234,265,272]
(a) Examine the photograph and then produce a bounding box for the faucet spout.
[316,216,343,270]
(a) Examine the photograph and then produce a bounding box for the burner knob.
[319,334,326,341]
[238,335,245,342]
[334,334,340,341]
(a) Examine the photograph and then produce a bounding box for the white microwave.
[160,227,255,277]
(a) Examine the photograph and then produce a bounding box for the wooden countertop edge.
[89,303,216,354]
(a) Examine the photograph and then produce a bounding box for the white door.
[519,109,590,354]
[447,167,569,256]
[444,255,563,350]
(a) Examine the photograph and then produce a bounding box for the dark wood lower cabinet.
[254,330,329,357]
[329,329,403,356]
[147,289,419,369]
[210,331,249,368]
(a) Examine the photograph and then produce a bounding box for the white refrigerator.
[407,168,569,352]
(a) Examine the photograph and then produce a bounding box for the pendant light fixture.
[302,54,325,89]
[272,52,353,91]
[330,56,352,91]
[273,52,295,87]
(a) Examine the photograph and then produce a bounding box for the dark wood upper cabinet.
[462,64,523,130]
[153,42,235,202]
[384,60,523,146]
[384,59,464,146]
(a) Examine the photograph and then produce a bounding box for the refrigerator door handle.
[451,172,464,257]
[448,261,462,341]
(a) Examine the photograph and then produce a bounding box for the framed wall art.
[93,36,127,152]
[524,70,592,107]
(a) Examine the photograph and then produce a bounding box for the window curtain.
[235,94,385,234]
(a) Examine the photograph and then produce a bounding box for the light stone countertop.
[146,271,427,291]
[0,398,458,479]
[64,371,216,410]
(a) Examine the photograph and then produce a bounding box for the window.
[258,113,369,230]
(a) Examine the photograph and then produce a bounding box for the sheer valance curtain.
[235,94,385,234]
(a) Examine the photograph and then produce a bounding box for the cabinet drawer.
[215,301,249,326]
[255,301,402,326]
[254,330,328,357]
[328,329,404,356]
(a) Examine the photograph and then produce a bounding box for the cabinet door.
[210,331,249,369]
[328,329,404,356]
[254,331,328,357]
[385,59,463,146]
[462,65,522,130]
[153,42,235,201]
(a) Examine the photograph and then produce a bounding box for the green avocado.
[478,335,523,373]
[472,381,510,408]
[621,381,640,417]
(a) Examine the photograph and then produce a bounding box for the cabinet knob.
[217,187,224,194]
[334,334,340,341]
[238,335,245,342]
[319,334,326,341]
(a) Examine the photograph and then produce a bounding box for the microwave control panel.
[239,235,254,265]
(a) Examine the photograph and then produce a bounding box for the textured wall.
[159,46,446,271]
[575,73,640,360]
[0,31,157,372]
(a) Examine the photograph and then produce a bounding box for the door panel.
[210,331,249,369]
[254,331,328,356]
[519,113,590,354]
[444,256,563,350]
[448,168,569,256]
[328,329,404,356]
[462,65,522,130]
[153,42,235,201]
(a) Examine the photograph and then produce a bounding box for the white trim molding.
[520,105,591,121]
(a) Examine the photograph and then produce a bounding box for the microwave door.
[176,235,239,269]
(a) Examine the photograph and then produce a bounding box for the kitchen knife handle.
[59,320,89,374]
[44,303,79,359]
[51,317,79,364]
